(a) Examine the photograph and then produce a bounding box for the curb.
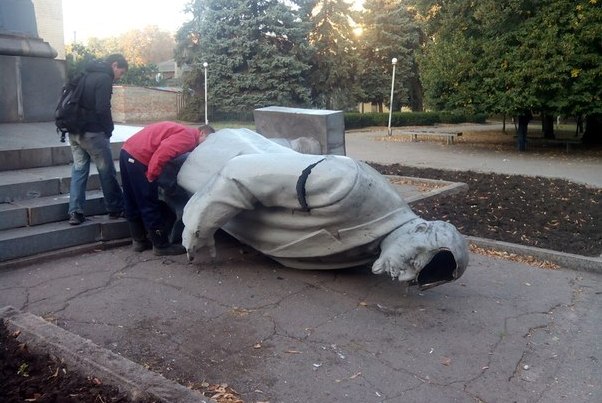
[468,236,602,274]
[0,306,214,403]
[0,239,131,271]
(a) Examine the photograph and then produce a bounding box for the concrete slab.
[254,106,346,155]
[0,218,128,261]
[0,177,61,202]
[0,202,28,230]
[0,161,121,200]
[0,239,599,402]
[469,236,602,274]
[12,190,106,226]
[0,122,140,150]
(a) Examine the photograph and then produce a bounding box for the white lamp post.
[387,57,398,136]
[203,62,209,124]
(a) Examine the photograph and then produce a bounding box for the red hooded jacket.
[123,121,202,182]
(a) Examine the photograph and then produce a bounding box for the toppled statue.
[176,128,469,290]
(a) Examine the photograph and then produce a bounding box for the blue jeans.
[68,132,123,214]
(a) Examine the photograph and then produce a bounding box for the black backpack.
[55,73,88,142]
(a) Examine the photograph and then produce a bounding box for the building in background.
[31,0,65,60]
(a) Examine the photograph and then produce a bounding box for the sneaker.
[108,210,125,219]
[68,212,85,225]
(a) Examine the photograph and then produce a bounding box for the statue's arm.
[181,169,258,259]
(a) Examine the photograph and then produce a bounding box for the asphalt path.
[1,124,601,402]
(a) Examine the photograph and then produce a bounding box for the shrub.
[344,111,487,129]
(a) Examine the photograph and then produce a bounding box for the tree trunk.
[516,113,531,151]
[542,114,555,139]
[583,114,602,145]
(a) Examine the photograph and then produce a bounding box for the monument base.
[254,106,346,155]
[0,54,65,122]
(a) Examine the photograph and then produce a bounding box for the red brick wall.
[112,86,180,123]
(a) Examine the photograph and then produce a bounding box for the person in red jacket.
[120,121,214,255]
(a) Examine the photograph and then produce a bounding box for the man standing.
[67,54,128,225]
[119,122,214,256]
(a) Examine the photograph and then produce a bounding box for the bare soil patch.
[371,162,602,257]
[0,321,142,402]
[0,319,243,402]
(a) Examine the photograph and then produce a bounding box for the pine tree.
[176,0,312,115]
[358,0,421,111]
[307,0,360,109]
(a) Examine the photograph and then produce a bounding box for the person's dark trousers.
[119,150,185,256]
[157,153,191,243]
[119,150,164,230]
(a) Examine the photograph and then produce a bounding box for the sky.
[62,0,192,43]
[62,0,365,44]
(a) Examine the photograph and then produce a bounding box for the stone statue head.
[372,219,469,290]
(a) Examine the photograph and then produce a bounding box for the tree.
[175,0,312,115]
[120,64,161,87]
[85,26,175,66]
[67,26,172,88]
[416,0,602,148]
[65,43,100,78]
[307,0,360,109]
[358,0,421,111]
[120,26,175,65]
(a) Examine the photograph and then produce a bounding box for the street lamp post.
[387,57,398,136]
[203,62,208,125]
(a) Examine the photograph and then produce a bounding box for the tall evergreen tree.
[307,0,360,109]
[358,0,421,111]
[175,0,312,115]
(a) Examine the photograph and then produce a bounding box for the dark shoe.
[68,212,85,225]
[150,228,186,256]
[133,239,153,252]
[108,210,125,219]
[127,220,151,252]
[153,244,186,256]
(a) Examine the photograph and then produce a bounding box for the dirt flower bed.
[0,321,147,403]
[371,163,602,257]
[0,319,244,402]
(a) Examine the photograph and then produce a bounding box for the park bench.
[395,130,463,145]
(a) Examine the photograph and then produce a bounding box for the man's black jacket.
[80,60,115,137]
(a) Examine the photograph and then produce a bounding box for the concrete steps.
[0,219,129,262]
[0,160,129,263]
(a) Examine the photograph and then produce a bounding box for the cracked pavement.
[1,230,601,402]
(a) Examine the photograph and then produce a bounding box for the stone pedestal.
[0,0,66,123]
[0,53,65,122]
[254,106,346,155]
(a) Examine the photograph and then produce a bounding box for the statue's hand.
[371,255,416,282]
[182,228,216,262]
